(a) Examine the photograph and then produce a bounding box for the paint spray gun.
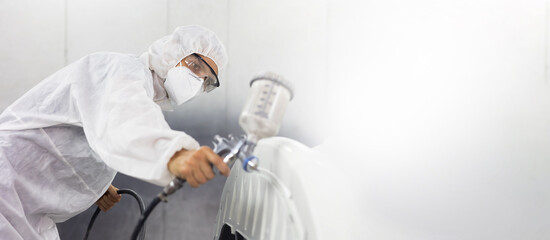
[159,71,294,200]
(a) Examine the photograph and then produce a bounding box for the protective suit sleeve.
[72,53,199,186]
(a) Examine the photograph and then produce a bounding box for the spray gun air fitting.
[159,72,294,201]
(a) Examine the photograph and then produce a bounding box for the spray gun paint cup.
[239,72,294,144]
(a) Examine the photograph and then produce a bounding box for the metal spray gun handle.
[158,134,256,201]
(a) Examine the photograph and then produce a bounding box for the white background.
[1,0,549,239]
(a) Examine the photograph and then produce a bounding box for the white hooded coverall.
[0,25,228,239]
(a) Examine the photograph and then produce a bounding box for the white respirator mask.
[164,66,204,106]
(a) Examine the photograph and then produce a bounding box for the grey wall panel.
[0,0,65,111]
[226,0,328,147]
[163,90,230,140]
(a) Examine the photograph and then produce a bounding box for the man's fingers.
[106,191,121,203]
[105,193,117,203]
[107,185,117,195]
[186,174,199,188]
[97,200,107,212]
[101,196,115,208]
[202,147,230,176]
[96,184,125,212]
[107,186,121,200]
[102,204,111,212]
[193,171,207,185]
[99,197,116,212]
[199,160,215,180]
[168,146,231,189]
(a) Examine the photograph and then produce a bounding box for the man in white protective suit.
[0,25,230,239]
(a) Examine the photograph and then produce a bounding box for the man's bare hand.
[96,185,121,212]
[167,146,230,188]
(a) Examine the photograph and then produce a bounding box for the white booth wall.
[325,0,550,239]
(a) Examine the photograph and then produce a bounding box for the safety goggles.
[178,53,219,93]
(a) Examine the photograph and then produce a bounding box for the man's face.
[176,54,220,93]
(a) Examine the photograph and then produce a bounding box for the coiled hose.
[83,189,146,240]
